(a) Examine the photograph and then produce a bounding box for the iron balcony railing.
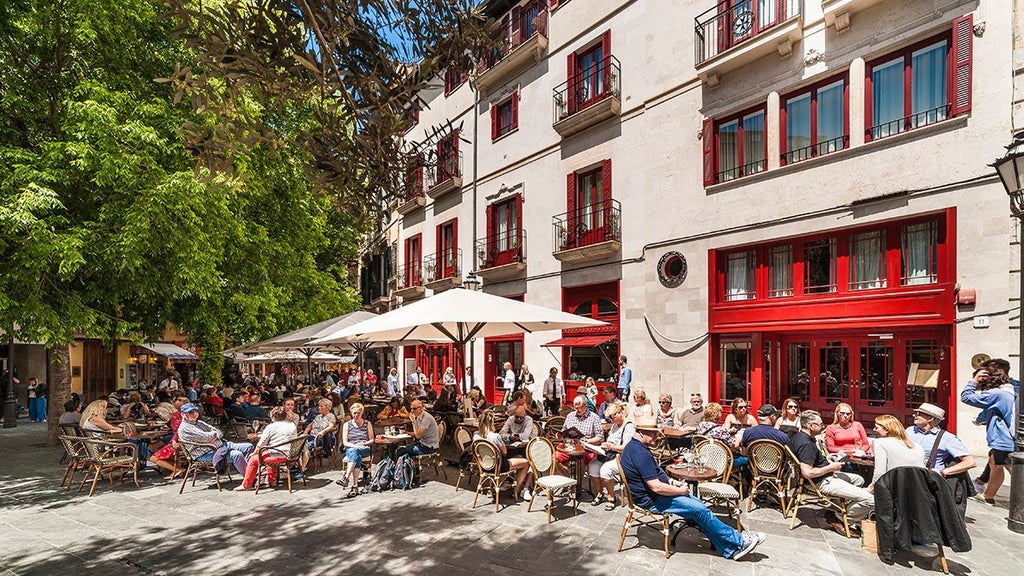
[426,150,463,190]
[552,199,622,252]
[552,55,621,123]
[866,104,951,142]
[475,228,526,270]
[694,0,801,65]
[780,134,849,165]
[402,161,424,201]
[423,249,463,283]
[395,261,423,291]
[478,2,548,72]
[717,158,767,183]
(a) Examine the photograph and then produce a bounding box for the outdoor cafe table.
[660,426,693,449]
[373,434,413,459]
[377,416,410,428]
[555,442,588,501]
[664,463,718,544]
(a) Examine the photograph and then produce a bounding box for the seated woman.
[462,388,487,420]
[628,390,654,423]
[338,402,374,497]
[119,392,151,422]
[235,407,299,491]
[590,402,635,510]
[433,387,457,413]
[299,398,337,476]
[722,398,757,431]
[79,400,122,437]
[377,396,410,421]
[775,397,802,437]
[522,389,542,419]
[869,414,924,490]
[696,402,748,470]
[473,410,533,502]
[826,402,871,455]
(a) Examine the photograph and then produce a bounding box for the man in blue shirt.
[620,425,765,560]
[961,376,1016,504]
[596,386,619,424]
[905,402,976,515]
[617,355,632,402]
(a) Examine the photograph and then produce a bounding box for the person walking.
[617,355,632,402]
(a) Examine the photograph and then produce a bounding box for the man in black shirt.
[789,410,873,536]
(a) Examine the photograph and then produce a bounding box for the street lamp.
[463,270,481,291]
[463,270,481,396]
[991,130,1024,533]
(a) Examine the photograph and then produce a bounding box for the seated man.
[176,403,254,476]
[905,402,976,516]
[558,396,604,469]
[739,404,791,449]
[789,410,874,536]
[500,405,536,447]
[58,399,83,427]
[621,424,765,560]
[398,399,440,458]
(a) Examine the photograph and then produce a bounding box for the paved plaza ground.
[1,422,1022,576]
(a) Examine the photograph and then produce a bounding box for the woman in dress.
[869,414,924,489]
[825,402,871,455]
[723,397,758,430]
[473,410,532,501]
[775,397,802,437]
[628,390,654,422]
[338,403,374,497]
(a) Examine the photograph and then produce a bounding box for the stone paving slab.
[2,421,1023,575]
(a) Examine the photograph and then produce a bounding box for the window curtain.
[726,252,753,301]
[903,223,936,285]
[872,59,904,138]
[851,232,884,289]
[718,121,739,181]
[911,43,947,127]
[769,246,793,297]
[758,0,777,28]
[743,112,766,173]
[817,82,844,153]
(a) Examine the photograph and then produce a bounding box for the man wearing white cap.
[906,402,977,514]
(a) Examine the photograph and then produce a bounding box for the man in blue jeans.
[620,425,765,560]
[617,356,632,402]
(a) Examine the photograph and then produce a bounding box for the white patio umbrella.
[309,288,607,376]
[243,350,351,363]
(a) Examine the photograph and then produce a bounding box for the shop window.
[818,342,849,405]
[720,341,751,402]
[725,250,755,301]
[786,342,810,401]
[901,221,938,285]
[768,245,793,297]
[803,238,836,294]
[849,230,886,290]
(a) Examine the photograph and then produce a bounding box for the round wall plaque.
[658,251,687,288]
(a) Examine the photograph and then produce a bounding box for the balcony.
[475,229,526,281]
[475,6,548,95]
[423,249,463,292]
[396,185,425,215]
[694,0,802,86]
[425,151,463,200]
[552,55,621,138]
[552,200,621,264]
[394,262,426,300]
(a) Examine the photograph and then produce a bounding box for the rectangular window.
[803,238,836,294]
[782,78,847,164]
[437,219,458,279]
[849,230,886,290]
[901,221,938,285]
[494,198,517,252]
[768,245,793,297]
[717,108,766,182]
[491,93,518,140]
[720,341,751,402]
[404,235,422,287]
[437,132,460,183]
[725,250,755,301]
[444,67,467,96]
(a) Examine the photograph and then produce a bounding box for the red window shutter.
[514,193,523,253]
[601,30,612,96]
[950,14,973,116]
[601,159,612,210]
[490,102,498,140]
[452,129,460,155]
[511,7,523,44]
[566,172,577,247]
[451,218,459,275]
[702,116,715,186]
[601,30,611,57]
[511,91,519,131]
[550,0,560,9]
[435,223,443,266]
[484,203,494,266]
[566,52,577,115]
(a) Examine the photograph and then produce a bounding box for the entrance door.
[484,338,522,404]
[776,330,950,429]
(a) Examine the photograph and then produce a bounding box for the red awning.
[541,335,617,348]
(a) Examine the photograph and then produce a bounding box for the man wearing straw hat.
[620,424,766,560]
[906,402,977,515]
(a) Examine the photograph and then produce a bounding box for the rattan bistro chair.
[78,436,139,497]
[525,437,578,523]
[615,456,674,558]
[57,434,89,490]
[693,439,743,530]
[471,439,517,513]
[255,436,308,494]
[177,440,227,494]
[782,444,851,537]
[454,425,476,492]
[413,420,447,482]
[543,416,565,440]
[746,439,791,515]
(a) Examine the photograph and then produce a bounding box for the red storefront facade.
[708,209,958,432]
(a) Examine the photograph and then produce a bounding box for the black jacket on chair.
[873,467,972,563]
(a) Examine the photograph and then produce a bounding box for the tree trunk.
[196,331,226,389]
[46,343,71,446]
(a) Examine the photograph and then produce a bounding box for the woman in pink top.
[825,402,871,454]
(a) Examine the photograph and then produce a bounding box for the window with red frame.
[444,67,468,96]
[404,154,423,199]
[565,160,612,249]
[565,30,611,116]
[404,235,422,287]
[435,218,459,280]
[866,15,972,142]
[484,194,523,268]
[436,131,460,184]
[403,106,419,132]
[702,105,766,186]
[781,75,848,165]
[491,93,518,140]
[716,216,945,303]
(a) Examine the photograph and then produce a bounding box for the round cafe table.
[664,463,718,546]
[555,442,587,501]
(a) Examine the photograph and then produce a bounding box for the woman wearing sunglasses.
[723,397,757,431]
[775,397,802,437]
[825,402,871,455]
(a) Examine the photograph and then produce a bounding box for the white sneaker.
[522,488,532,501]
[732,532,766,561]
[972,479,986,495]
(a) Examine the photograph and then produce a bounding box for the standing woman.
[80,400,122,436]
[27,378,47,423]
[584,378,599,409]
[869,414,924,488]
[775,397,802,437]
[628,390,654,422]
[386,367,400,397]
[518,365,535,398]
[825,402,871,454]
[723,397,757,430]
[338,403,374,497]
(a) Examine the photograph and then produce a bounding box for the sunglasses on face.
[736,405,747,409]
[659,401,671,405]
[838,411,852,416]
[787,405,798,409]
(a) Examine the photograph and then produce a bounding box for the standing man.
[961,373,1015,505]
[460,366,477,398]
[501,362,516,405]
[905,402,976,516]
[542,367,565,417]
[617,355,632,402]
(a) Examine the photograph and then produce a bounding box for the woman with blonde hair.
[825,402,871,454]
[695,402,735,446]
[80,400,122,436]
[628,389,654,422]
[869,414,924,488]
[473,409,532,501]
